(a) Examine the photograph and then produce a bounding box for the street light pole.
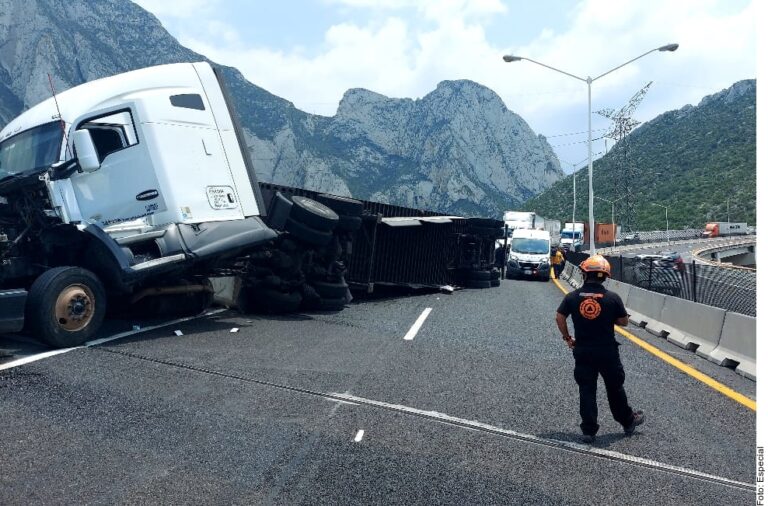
[503,43,678,255]
[651,203,669,244]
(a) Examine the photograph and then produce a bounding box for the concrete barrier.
[706,312,756,380]
[625,286,666,335]
[569,267,583,288]
[605,279,631,305]
[657,297,726,357]
[562,263,574,282]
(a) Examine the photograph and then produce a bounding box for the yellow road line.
[550,269,756,411]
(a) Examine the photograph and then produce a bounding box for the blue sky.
[134,0,756,172]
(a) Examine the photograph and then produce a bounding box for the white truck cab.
[0,62,261,232]
[0,62,350,347]
[560,222,585,252]
[506,228,551,281]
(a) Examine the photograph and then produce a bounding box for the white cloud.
[145,0,756,166]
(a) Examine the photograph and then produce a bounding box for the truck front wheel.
[25,267,106,348]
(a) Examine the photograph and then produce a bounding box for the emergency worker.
[555,254,644,443]
[554,247,565,277]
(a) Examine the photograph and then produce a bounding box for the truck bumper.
[507,264,550,280]
[0,289,27,334]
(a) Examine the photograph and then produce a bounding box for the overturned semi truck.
[0,62,501,349]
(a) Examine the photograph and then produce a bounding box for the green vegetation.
[524,80,756,231]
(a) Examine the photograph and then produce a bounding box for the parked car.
[632,252,684,296]
[624,232,640,244]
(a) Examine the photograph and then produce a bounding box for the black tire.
[468,270,493,281]
[25,267,106,348]
[336,215,362,232]
[242,288,302,314]
[318,296,346,311]
[316,194,364,218]
[290,196,339,232]
[490,278,501,287]
[266,192,293,230]
[284,218,333,247]
[465,279,492,289]
[311,280,348,299]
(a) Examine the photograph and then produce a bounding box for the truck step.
[129,253,187,272]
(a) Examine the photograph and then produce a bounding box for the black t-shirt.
[556,282,628,347]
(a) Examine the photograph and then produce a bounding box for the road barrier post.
[691,260,697,303]
[619,255,624,282]
[648,259,654,290]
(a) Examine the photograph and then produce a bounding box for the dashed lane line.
[92,347,753,492]
[403,308,433,341]
[330,392,754,492]
[354,430,365,442]
[550,271,756,412]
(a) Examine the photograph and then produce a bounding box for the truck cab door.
[69,106,167,228]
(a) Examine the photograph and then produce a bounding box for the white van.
[506,228,551,281]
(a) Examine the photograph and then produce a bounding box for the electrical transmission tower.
[597,81,652,232]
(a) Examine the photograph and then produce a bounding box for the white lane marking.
[0,348,77,371]
[329,392,753,491]
[403,308,432,341]
[0,309,228,371]
[354,430,365,442]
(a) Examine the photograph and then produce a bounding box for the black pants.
[573,346,634,436]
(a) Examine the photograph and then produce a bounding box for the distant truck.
[505,228,551,281]
[594,223,621,246]
[702,222,749,238]
[560,222,621,250]
[502,211,560,243]
[560,222,587,252]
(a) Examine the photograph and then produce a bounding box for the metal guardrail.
[566,251,756,317]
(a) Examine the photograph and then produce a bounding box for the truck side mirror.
[73,129,100,172]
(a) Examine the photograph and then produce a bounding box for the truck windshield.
[511,238,549,254]
[561,231,580,239]
[0,122,63,180]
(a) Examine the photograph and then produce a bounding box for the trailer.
[0,62,501,348]
[702,222,749,238]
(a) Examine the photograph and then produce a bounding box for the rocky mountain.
[524,79,756,230]
[0,0,562,217]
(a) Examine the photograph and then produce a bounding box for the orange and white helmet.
[579,254,611,277]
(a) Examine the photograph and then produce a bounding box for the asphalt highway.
[0,277,755,504]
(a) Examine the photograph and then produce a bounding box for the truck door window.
[78,111,137,162]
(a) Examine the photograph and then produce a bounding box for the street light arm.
[592,48,659,82]
[505,56,586,82]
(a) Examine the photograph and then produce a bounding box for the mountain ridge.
[0,0,563,217]
[524,79,756,230]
